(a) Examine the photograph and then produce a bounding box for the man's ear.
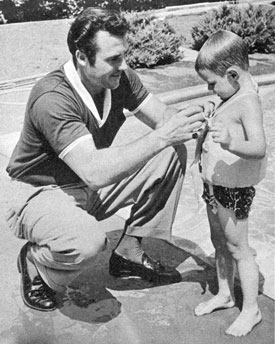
[75,50,87,66]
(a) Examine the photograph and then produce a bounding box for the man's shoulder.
[29,67,72,105]
[120,67,140,84]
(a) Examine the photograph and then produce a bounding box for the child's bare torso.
[201,90,266,187]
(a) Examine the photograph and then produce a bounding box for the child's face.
[198,69,237,101]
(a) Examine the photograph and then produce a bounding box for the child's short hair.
[195,30,249,76]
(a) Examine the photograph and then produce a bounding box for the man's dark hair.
[67,7,129,66]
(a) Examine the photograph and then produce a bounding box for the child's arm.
[210,95,266,159]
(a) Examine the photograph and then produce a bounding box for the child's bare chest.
[213,104,244,138]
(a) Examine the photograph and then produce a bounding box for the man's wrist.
[150,127,170,151]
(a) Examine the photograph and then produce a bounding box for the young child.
[193,30,267,337]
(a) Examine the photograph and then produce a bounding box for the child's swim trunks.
[202,182,255,219]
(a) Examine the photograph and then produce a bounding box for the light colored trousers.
[6,146,186,292]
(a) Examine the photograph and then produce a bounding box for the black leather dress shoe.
[109,250,181,284]
[17,242,57,312]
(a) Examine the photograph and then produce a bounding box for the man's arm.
[63,101,204,190]
[135,94,214,130]
[133,95,176,129]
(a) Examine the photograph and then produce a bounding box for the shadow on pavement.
[56,230,217,324]
[55,229,263,326]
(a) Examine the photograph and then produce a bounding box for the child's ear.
[226,67,239,83]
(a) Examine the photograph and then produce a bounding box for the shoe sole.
[110,269,154,281]
[110,268,181,284]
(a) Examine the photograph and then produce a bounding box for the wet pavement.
[0,71,274,343]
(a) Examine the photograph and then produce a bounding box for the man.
[6,8,205,312]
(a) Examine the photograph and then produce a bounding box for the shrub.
[83,0,165,12]
[0,0,80,23]
[3,0,222,22]
[83,0,227,11]
[163,0,227,5]
[0,0,20,23]
[125,14,182,68]
[191,4,275,54]
[0,0,166,23]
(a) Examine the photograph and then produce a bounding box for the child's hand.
[210,122,232,150]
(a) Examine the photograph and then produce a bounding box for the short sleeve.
[122,68,150,112]
[31,91,90,155]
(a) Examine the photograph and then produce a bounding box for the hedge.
[0,0,229,23]
[191,4,275,54]
[125,14,182,68]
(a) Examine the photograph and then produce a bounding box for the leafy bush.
[84,0,226,11]
[162,0,227,5]
[191,4,275,54]
[0,11,7,24]
[0,0,230,23]
[125,14,182,68]
[83,0,165,12]
[0,0,165,23]
[0,0,80,23]
[0,0,19,23]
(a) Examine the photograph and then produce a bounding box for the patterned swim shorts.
[202,182,256,219]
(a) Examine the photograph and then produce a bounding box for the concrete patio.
[0,76,274,343]
[0,3,274,338]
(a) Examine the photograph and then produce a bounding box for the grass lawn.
[0,13,274,86]
[0,19,72,81]
[0,14,202,82]
[167,13,204,47]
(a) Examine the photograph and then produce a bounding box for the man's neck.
[81,76,105,118]
[75,65,102,99]
[75,64,107,118]
[81,75,103,99]
[93,89,105,118]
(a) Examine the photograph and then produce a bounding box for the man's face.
[82,30,128,91]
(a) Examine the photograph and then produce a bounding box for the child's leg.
[217,205,262,336]
[194,204,235,316]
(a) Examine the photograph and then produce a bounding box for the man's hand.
[155,105,205,146]
[202,100,215,118]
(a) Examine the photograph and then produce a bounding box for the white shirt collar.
[64,59,111,128]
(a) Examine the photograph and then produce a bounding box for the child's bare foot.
[194,295,234,316]
[225,308,262,337]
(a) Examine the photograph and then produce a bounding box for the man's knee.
[174,144,187,172]
[46,216,108,268]
[73,228,107,264]
[155,147,185,179]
